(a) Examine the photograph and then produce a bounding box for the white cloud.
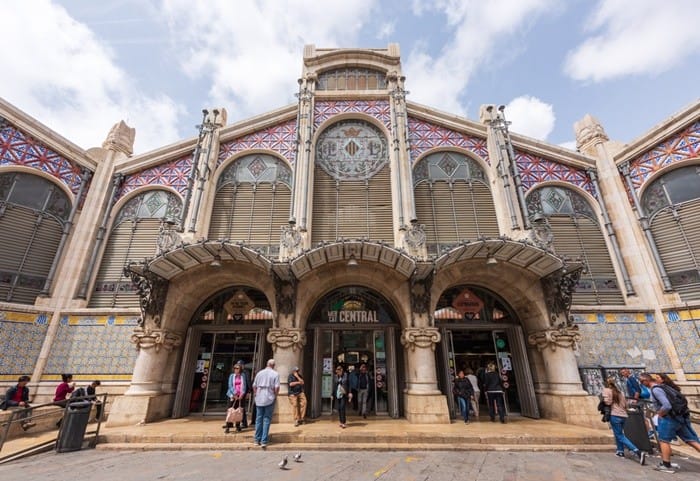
[403,0,557,117]
[377,22,396,40]
[504,96,555,140]
[0,1,182,153]
[564,0,700,82]
[161,0,378,121]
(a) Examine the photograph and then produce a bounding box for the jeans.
[486,391,506,421]
[457,396,470,422]
[358,388,369,416]
[337,396,347,424]
[610,415,639,453]
[254,403,275,445]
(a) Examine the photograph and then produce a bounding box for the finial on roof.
[102,120,135,155]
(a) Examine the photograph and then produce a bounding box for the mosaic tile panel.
[666,311,700,374]
[118,154,192,200]
[517,151,595,197]
[314,100,392,130]
[0,122,87,196]
[44,315,139,375]
[217,119,297,168]
[574,320,672,372]
[0,311,49,377]
[407,116,489,164]
[628,120,700,193]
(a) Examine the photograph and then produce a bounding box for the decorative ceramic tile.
[575,319,672,372]
[44,315,139,375]
[517,151,595,197]
[407,116,489,164]
[314,100,391,130]
[667,318,700,374]
[0,311,49,376]
[118,154,192,199]
[628,120,700,193]
[217,119,297,168]
[0,122,88,196]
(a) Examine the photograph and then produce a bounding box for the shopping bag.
[226,407,243,423]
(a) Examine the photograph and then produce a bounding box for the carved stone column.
[266,327,306,422]
[127,327,183,395]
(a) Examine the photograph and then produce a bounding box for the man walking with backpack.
[640,373,700,473]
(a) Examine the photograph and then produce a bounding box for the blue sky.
[1,0,699,154]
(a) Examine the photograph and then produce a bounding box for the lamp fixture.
[486,254,498,266]
[210,254,222,268]
[347,250,359,267]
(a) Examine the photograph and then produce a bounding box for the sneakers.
[253,441,260,446]
[294,420,300,427]
[655,462,676,473]
[21,421,36,431]
[637,451,647,466]
[615,452,625,458]
[260,443,267,448]
[647,430,655,439]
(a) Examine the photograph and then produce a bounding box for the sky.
[1,0,699,155]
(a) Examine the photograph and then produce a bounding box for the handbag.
[226,406,243,423]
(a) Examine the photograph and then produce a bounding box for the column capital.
[267,327,307,352]
[130,327,182,352]
[527,326,582,352]
[400,327,441,351]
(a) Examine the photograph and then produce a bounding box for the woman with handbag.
[603,377,646,464]
[334,365,352,428]
[223,363,248,433]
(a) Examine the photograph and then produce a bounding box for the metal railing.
[0,393,108,460]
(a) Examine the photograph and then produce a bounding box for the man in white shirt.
[252,359,280,447]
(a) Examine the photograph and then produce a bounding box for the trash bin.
[623,406,653,453]
[55,403,91,453]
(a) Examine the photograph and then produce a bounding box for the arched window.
[316,68,387,91]
[312,120,393,243]
[413,152,499,256]
[209,154,292,257]
[0,172,71,304]
[527,186,623,305]
[89,190,182,308]
[642,165,700,300]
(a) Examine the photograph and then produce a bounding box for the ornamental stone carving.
[124,264,169,328]
[400,327,441,352]
[267,327,306,352]
[280,223,302,250]
[131,327,182,352]
[541,265,583,328]
[102,120,135,156]
[528,326,582,352]
[410,272,433,316]
[156,220,182,255]
[404,221,426,249]
[574,114,609,152]
[272,271,297,316]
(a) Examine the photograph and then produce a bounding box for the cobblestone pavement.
[1,449,698,481]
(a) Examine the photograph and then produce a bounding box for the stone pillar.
[528,326,599,426]
[267,327,306,423]
[400,327,450,423]
[106,326,182,426]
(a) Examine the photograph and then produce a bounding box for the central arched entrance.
[306,286,404,419]
[435,285,539,419]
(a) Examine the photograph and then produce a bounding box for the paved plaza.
[1,448,699,481]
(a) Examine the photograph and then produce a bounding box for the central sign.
[327,310,379,323]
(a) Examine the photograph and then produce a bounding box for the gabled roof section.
[303,44,401,71]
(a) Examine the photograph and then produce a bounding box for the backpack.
[70,387,87,400]
[652,384,689,418]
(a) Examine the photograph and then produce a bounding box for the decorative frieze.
[400,327,441,351]
[267,327,306,352]
[527,326,582,352]
[130,327,182,352]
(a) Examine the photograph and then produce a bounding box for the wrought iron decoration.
[272,271,297,316]
[541,265,583,328]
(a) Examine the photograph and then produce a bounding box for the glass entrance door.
[317,329,389,416]
[189,331,261,415]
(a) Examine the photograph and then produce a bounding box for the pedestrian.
[640,372,700,473]
[620,368,648,404]
[602,377,646,464]
[223,362,248,433]
[355,363,372,419]
[86,380,102,421]
[287,366,307,427]
[0,375,35,431]
[453,370,475,424]
[53,373,76,428]
[483,362,507,423]
[252,359,280,448]
[465,368,480,418]
[334,365,352,428]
